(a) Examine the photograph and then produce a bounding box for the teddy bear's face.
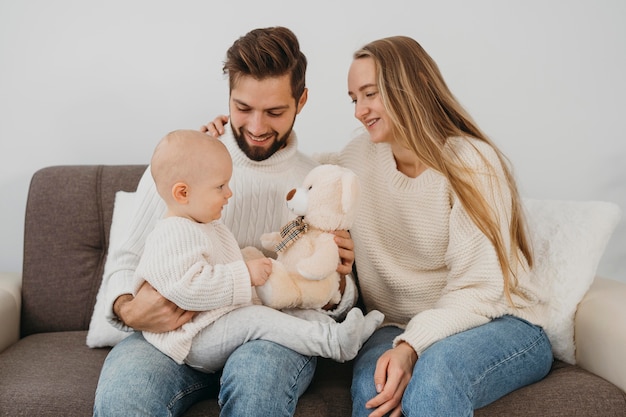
[285,187,308,216]
[285,164,360,231]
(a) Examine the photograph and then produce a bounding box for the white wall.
[1,0,625,282]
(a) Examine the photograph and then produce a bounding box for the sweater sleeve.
[137,219,252,311]
[394,138,514,354]
[104,167,166,331]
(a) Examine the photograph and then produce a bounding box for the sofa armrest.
[0,272,22,353]
[575,276,626,393]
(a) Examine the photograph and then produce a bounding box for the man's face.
[229,74,307,161]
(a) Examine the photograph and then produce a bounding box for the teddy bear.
[247,164,360,310]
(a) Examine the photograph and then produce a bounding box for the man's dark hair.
[223,26,307,101]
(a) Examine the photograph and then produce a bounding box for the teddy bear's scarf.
[274,216,309,253]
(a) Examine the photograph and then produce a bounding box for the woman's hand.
[365,342,418,417]
[200,115,229,137]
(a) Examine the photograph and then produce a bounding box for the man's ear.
[295,88,308,115]
[172,182,189,204]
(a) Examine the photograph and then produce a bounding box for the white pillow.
[524,198,621,364]
[86,190,135,348]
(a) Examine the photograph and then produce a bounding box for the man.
[93,26,357,417]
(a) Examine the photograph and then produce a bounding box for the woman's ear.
[172,182,189,204]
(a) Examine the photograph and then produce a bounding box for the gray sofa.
[1,164,625,416]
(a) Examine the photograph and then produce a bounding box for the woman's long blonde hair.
[355,36,532,305]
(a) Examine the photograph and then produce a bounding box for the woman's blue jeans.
[351,315,553,417]
[93,332,316,417]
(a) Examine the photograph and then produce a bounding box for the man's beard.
[231,122,294,161]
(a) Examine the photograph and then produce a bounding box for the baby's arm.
[140,220,251,311]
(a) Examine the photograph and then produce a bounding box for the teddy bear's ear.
[341,169,360,214]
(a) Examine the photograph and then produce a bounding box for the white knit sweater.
[103,130,352,330]
[319,131,549,356]
[136,217,252,363]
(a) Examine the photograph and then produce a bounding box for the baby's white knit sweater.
[320,132,549,356]
[136,217,252,363]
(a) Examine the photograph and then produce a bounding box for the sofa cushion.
[475,360,626,416]
[21,165,147,336]
[0,331,110,417]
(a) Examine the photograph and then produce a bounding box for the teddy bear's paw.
[260,232,281,251]
[255,281,274,306]
[241,246,264,261]
[255,261,303,310]
[297,266,330,281]
[296,258,337,281]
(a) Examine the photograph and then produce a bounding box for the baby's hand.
[246,258,273,286]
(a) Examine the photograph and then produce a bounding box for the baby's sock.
[361,310,384,346]
[334,308,384,362]
[334,308,365,362]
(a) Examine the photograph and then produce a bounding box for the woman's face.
[348,57,392,144]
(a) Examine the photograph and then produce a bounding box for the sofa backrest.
[20,165,147,337]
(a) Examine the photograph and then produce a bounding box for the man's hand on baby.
[120,282,195,333]
[200,115,229,137]
[246,257,273,286]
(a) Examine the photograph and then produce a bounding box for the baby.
[133,129,383,372]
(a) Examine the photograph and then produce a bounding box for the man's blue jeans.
[351,316,553,417]
[93,332,316,417]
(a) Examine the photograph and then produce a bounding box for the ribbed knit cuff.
[230,260,253,305]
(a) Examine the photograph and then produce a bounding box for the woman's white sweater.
[319,131,548,356]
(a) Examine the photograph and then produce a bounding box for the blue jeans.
[351,316,553,417]
[93,332,316,417]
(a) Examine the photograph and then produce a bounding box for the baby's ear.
[172,182,189,204]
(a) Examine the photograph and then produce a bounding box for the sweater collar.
[221,128,300,172]
[374,140,437,191]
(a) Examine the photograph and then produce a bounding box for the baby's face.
[185,155,233,224]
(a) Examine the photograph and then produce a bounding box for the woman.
[323,36,553,417]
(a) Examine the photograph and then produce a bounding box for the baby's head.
[151,129,233,223]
